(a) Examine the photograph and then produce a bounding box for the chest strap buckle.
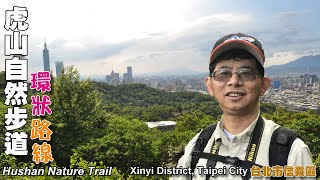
[224,156,240,166]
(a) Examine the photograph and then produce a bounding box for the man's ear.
[260,76,271,96]
[205,77,214,96]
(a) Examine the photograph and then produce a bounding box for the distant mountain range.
[148,54,320,77]
[87,54,320,80]
[265,54,320,75]
[136,68,203,77]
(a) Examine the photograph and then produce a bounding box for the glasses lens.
[213,69,258,81]
[238,69,257,81]
[213,70,232,81]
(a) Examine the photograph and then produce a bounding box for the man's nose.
[227,73,243,86]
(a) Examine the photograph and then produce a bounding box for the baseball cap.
[209,33,265,67]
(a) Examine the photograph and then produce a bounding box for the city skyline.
[1,0,320,76]
[106,66,133,85]
[41,42,65,77]
[55,61,63,77]
[43,42,50,72]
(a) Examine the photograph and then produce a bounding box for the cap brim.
[210,39,265,66]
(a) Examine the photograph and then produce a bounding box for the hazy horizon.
[1,0,320,77]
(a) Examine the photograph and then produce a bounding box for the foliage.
[49,66,107,167]
[94,82,215,108]
[0,153,20,169]
[263,107,320,172]
[290,117,320,161]
[0,71,5,102]
[116,105,176,122]
[175,112,218,133]
[0,68,319,179]
[74,115,158,174]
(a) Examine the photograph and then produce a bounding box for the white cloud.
[62,41,86,49]
[68,12,255,75]
[265,49,320,67]
[1,0,319,76]
[266,51,302,67]
[190,13,251,26]
[273,10,311,22]
[99,49,207,75]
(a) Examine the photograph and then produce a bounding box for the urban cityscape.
[43,43,320,113]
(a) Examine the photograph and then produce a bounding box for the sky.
[0,0,320,77]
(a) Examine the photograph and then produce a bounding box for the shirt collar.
[215,111,261,144]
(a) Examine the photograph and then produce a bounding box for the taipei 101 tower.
[43,42,50,71]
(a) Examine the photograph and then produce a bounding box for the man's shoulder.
[262,117,280,129]
[262,117,313,165]
[288,138,314,166]
[261,117,294,137]
[185,132,201,151]
[262,117,299,139]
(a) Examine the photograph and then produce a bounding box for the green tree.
[50,66,106,167]
[290,117,320,161]
[141,105,175,122]
[74,115,158,174]
[0,71,6,102]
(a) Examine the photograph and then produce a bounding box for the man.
[171,33,315,180]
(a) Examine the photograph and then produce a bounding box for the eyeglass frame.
[209,68,263,82]
[209,49,265,78]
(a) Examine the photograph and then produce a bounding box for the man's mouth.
[226,92,245,97]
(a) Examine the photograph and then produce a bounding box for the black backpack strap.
[191,123,217,174]
[245,116,264,163]
[195,152,263,180]
[269,127,299,180]
[192,116,264,180]
[205,139,221,180]
[197,153,263,168]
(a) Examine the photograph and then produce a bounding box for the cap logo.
[224,35,255,43]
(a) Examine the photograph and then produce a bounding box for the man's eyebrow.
[216,66,231,69]
[239,65,255,70]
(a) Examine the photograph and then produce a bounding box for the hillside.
[266,54,320,74]
[94,82,215,107]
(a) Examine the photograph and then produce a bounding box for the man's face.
[205,58,270,115]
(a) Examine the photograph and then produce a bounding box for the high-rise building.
[106,70,121,85]
[127,66,133,83]
[122,73,128,84]
[43,42,50,72]
[300,74,319,84]
[272,80,281,89]
[112,72,120,85]
[123,66,133,84]
[106,75,112,84]
[55,61,63,77]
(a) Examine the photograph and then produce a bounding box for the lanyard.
[205,116,264,179]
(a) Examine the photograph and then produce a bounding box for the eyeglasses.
[210,69,261,82]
